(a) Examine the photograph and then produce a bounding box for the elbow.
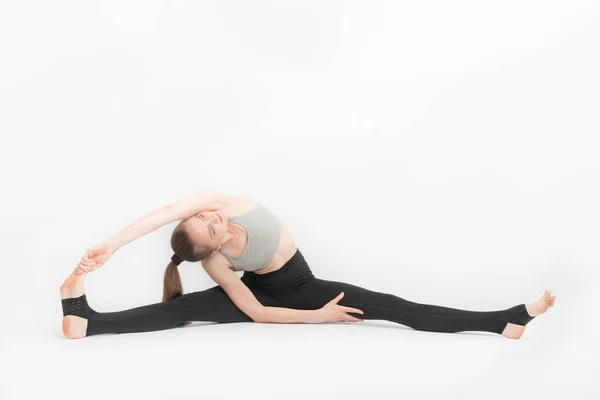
[251,307,268,323]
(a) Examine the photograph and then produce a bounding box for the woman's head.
[162,211,228,304]
[181,211,228,256]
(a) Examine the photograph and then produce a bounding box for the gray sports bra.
[217,202,282,272]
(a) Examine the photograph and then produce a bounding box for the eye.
[198,214,215,235]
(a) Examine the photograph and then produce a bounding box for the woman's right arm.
[203,261,364,324]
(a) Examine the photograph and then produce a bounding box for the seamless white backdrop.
[1,1,598,399]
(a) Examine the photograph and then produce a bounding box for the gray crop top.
[218,202,282,272]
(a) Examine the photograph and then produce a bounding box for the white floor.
[3,307,595,400]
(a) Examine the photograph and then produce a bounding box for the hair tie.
[171,254,183,266]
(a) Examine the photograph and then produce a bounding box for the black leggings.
[80,248,529,337]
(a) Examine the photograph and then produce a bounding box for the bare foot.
[60,270,85,299]
[525,289,556,317]
[502,289,556,339]
[60,270,89,339]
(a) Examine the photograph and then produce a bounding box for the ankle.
[507,304,535,326]
[61,294,94,319]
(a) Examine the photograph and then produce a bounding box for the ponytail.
[162,261,191,326]
[162,261,183,302]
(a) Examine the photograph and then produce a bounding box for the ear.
[211,245,220,256]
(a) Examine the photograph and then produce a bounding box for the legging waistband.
[241,248,315,297]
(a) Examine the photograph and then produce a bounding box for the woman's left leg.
[277,277,534,335]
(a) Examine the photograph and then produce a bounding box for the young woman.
[60,192,556,339]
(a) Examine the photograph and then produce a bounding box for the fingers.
[76,260,96,273]
[332,292,344,303]
[77,263,91,272]
[327,311,363,323]
[325,292,364,322]
[338,307,364,322]
[75,249,99,275]
[343,307,364,315]
[74,249,99,276]
[81,254,95,266]
[79,261,95,270]
[341,313,363,322]
[79,256,96,268]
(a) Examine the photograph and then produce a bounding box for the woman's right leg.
[60,273,273,337]
[84,286,255,336]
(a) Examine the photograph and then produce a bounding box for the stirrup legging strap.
[507,303,535,325]
[62,294,96,319]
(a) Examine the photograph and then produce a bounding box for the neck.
[220,223,241,247]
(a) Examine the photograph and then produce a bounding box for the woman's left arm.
[105,191,227,253]
[76,192,228,273]
[76,205,174,273]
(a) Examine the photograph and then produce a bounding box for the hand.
[316,292,364,323]
[75,242,114,275]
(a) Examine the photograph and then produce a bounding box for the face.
[187,211,228,255]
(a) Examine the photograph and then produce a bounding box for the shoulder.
[201,250,237,273]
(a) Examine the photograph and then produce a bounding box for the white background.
[1,1,598,399]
